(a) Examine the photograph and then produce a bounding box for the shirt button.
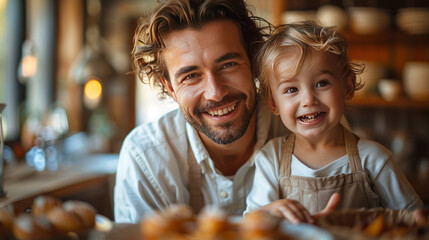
[219,190,228,198]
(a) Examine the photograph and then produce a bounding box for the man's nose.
[203,73,228,101]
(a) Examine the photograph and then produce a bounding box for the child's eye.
[285,87,298,94]
[316,80,329,88]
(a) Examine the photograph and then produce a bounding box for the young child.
[245,21,423,223]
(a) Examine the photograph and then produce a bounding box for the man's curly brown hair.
[131,0,272,98]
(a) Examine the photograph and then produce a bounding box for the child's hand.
[313,192,341,221]
[260,199,314,225]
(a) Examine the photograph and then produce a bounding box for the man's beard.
[183,92,257,145]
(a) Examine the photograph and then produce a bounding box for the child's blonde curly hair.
[256,21,364,99]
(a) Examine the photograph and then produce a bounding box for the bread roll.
[164,204,194,226]
[0,204,15,231]
[241,210,281,239]
[12,214,56,240]
[140,212,174,240]
[45,206,85,232]
[197,206,229,234]
[31,195,62,217]
[63,200,97,229]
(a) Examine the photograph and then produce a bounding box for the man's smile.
[207,102,238,116]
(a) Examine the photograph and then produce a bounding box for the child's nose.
[301,91,318,107]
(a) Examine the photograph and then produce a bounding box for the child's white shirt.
[245,136,423,215]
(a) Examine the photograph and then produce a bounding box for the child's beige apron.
[279,127,380,214]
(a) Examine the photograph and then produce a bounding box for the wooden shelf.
[342,31,429,45]
[348,96,429,109]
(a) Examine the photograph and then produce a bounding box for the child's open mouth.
[298,112,325,122]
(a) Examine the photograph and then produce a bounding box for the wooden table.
[0,154,118,219]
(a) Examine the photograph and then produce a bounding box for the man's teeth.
[299,112,324,121]
[208,105,235,116]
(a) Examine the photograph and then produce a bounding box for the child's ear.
[345,76,355,100]
[161,77,177,102]
[266,94,280,115]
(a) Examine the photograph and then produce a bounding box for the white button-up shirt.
[114,101,289,223]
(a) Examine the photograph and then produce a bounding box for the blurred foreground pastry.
[12,214,56,240]
[140,204,194,240]
[45,206,86,233]
[140,205,294,240]
[6,195,98,240]
[63,200,97,229]
[318,208,429,239]
[194,206,233,239]
[0,204,15,232]
[31,195,62,217]
[241,210,283,240]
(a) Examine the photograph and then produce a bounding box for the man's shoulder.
[256,136,286,161]
[124,109,188,150]
[117,109,189,183]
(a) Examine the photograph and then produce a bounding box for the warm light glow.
[21,55,38,78]
[84,78,102,99]
[0,0,6,10]
[83,78,102,109]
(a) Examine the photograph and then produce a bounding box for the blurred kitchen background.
[0,0,429,211]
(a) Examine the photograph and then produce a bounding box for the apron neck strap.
[343,126,362,172]
[280,133,295,177]
[279,126,361,176]
[188,147,204,214]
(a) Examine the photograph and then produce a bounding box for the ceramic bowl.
[348,7,390,34]
[403,62,429,100]
[396,8,429,34]
[316,5,349,32]
[355,62,387,97]
[282,10,317,24]
[378,79,402,101]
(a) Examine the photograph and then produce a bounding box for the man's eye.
[316,80,329,88]
[285,87,298,94]
[221,62,236,69]
[184,73,198,81]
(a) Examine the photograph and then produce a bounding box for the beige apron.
[188,147,204,214]
[279,127,380,214]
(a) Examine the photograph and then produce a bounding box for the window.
[0,0,24,142]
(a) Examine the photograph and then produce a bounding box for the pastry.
[140,211,174,240]
[12,214,56,240]
[196,205,230,234]
[31,195,62,217]
[141,204,195,240]
[63,200,97,229]
[45,206,85,232]
[0,204,15,231]
[241,210,281,239]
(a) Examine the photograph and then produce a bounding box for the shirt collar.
[186,122,209,167]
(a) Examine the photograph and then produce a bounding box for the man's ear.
[266,94,280,115]
[161,77,177,102]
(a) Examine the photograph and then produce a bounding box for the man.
[114,0,338,223]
